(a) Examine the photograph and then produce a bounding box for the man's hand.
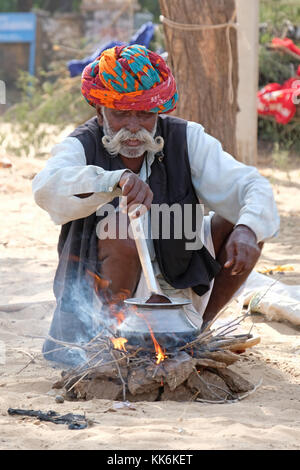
[224,225,261,275]
[118,171,153,217]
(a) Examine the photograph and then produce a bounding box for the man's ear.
[96,105,104,126]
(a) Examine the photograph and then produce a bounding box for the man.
[33,45,279,365]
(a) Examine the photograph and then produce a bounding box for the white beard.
[101,109,164,159]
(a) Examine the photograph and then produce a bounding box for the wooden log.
[161,383,194,402]
[92,363,128,380]
[128,367,161,396]
[214,368,253,393]
[226,336,260,353]
[193,358,227,369]
[194,350,240,365]
[159,351,195,391]
[187,370,231,400]
[126,389,161,402]
[73,378,123,401]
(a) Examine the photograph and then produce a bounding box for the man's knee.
[98,237,139,264]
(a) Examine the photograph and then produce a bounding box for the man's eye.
[137,112,153,118]
[115,111,129,117]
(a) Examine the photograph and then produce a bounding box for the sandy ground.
[0,146,300,450]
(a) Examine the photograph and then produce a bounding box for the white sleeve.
[187,121,280,242]
[32,136,127,225]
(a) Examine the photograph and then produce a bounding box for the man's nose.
[126,115,142,134]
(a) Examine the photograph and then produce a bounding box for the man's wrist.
[234,224,257,242]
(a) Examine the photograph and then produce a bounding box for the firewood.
[92,363,128,380]
[158,351,195,391]
[51,313,260,403]
[187,370,232,401]
[126,389,161,402]
[193,358,227,369]
[194,350,240,365]
[214,368,254,393]
[161,383,194,402]
[225,336,261,353]
[128,367,161,395]
[74,378,123,401]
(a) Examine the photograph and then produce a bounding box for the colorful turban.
[81,44,178,114]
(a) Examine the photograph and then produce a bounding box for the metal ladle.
[129,213,172,304]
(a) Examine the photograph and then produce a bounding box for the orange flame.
[86,269,110,294]
[111,337,128,352]
[86,269,130,328]
[83,266,165,362]
[134,309,166,365]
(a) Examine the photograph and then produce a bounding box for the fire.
[86,269,110,294]
[86,268,130,327]
[111,337,128,352]
[84,266,166,363]
[151,333,166,365]
[109,304,125,325]
[134,309,166,365]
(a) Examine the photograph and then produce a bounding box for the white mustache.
[102,128,164,157]
[101,109,164,158]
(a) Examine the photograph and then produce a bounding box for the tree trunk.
[159,0,238,157]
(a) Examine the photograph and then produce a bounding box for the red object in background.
[257,61,300,124]
[271,37,300,57]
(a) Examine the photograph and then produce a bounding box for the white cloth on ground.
[237,271,300,326]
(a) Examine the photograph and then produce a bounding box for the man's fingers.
[231,258,246,275]
[143,190,154,211]
[127,189,153,218]
[224,242,236,269]
[224,258,234,269]
[123,180,142,205]
[120,176,152,216]
[121,178,135,197]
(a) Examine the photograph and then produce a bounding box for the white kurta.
[32,120,280,326]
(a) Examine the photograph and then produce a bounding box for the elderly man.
[33,45,279,365]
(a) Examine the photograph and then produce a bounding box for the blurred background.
[0,0,299,163]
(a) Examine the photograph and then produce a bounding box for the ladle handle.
[129,214,159,295]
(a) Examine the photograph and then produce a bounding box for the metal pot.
[117,297,200,349]
[120,215,200,348]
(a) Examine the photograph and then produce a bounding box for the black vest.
[43,115,220,363]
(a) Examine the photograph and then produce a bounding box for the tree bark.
[159,0,238,157]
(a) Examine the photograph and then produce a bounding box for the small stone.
[55,395,64,403]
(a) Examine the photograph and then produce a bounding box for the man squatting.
[32,45,280,365]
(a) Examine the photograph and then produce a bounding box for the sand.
[0,149,300,450]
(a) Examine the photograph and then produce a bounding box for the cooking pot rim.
[124,297,192,308]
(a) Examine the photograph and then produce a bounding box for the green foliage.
[258,47,298,87]
[260,0,300,29]
[1,67,94,157]
[138,0,160,22]
[0,0,18,12]
[258,117,300,154]
[0,1,82,13]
